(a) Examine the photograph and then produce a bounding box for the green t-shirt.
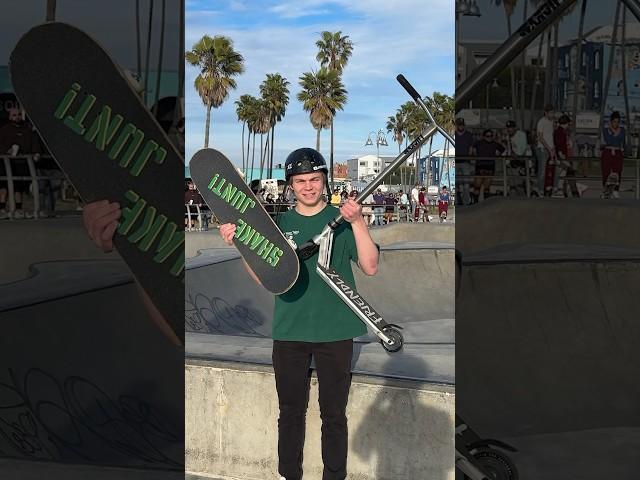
[273,205,367,342]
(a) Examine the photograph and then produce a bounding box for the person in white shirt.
[535,104,556,196]
[398,189,409,221]
[504,120,531,195]
[410,183,420,222]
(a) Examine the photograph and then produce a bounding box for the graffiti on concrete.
[0,368,182,467]
[184,293,267,336]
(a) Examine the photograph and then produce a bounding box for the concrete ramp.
[0,221,183,474]
[456,198,640,476]
[185,242,454,384]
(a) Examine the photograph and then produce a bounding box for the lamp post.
[456,0,481,91]
[365,129,388,187]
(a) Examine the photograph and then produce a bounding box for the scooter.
[456,415,519,480]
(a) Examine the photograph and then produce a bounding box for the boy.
[220,147,379,480]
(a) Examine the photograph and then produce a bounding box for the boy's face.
[291,172,324,207]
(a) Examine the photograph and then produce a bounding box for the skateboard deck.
[189,148,299,294]
[10,23,184,343]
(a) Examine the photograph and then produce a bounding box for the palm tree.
[259,73,290,178]
[297,68,347,152]
[316,31,353,186]
[386,111,407,154]
[426,92,455,135]
[185,35,244,148]
[235,94,255,175]
[247,99,271,180]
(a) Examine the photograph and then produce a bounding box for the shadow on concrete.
[351,354,453,480]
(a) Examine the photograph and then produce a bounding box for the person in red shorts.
[600,111,625,198]
[438,186,449,222]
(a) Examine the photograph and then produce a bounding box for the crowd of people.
[0,107,70,219]
[455,104,628,204]
[185,180,452,231]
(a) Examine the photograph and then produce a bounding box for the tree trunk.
[204,102,211,148]
[572,0,588,126]
[143,0,154,105]
[316,128,321,152]
[46,0,56,21]
[262,135,270,178]
[519,0,528,128]
[426,136,434,187]
[329,119,335,189]
[246,128,252,178]
[153,0,166,118]
[622,5,631,148]
[259,134,264,179]
[552,21,559,107]
[269,123,275,178]
[600,1,623,139]
[250,133,256,183]
[529,33,545,133]
[241,122,246,175]
[543,28,553,105]
[506,12,517,118]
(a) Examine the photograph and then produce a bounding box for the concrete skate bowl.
[185,242,455,385]
[185,220,454,257]
[456,198,640,439]
[0,257,184,476]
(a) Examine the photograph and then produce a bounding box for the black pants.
[272,339,353,480]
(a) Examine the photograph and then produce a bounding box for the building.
[418,149,455,191]
[347,153,419,182]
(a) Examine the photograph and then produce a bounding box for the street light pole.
[365,129,388,188]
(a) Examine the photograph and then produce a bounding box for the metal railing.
[455,155,640,200]
[1,154,45,218]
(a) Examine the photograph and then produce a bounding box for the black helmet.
[284,148,328,181]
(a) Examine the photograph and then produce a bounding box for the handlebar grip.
[396,74,421,101]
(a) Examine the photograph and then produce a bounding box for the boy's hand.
[219,223,237,246]
[340,199,363,224]
[83,200,121,253]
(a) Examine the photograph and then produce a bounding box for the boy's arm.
[340,199,378,276]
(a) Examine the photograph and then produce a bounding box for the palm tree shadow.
[350,353,454,480]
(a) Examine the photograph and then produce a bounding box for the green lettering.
[54,83,81,119]
[63,92,96,135]
[239,197,255,213]
[234,219,247,238]
[84,106,123,150]
[257,240,274,259]
[118,128,144,169]
[238,225,255,244]
[128,206,168,251]
[153,147,166,165]
[129,140,159,177]
[207,174,219,191]
[213,177,226,196]
[169,251,184,276]
[117,190,145,235]
[221,183,237,203]
[249,232,265,251]
[267,248,283,267]
[107,123,138,162]
[153,222,184,263]
[230,190,246,208]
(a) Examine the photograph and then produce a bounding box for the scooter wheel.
[471,448,518,480]
[381,327,403,353]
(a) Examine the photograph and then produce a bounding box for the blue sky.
[185,0,454,169]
